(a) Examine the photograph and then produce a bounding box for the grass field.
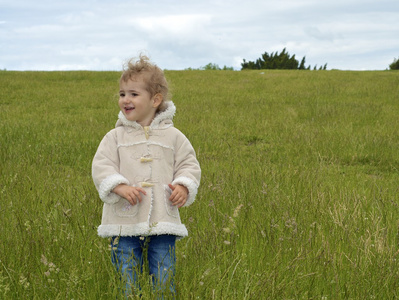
[1,69,399,299]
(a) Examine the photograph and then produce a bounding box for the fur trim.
[99,174,129,204]
[151,101,176,129]
[97,222,188,238]
[116,101,176,129]
[172,176,199,207]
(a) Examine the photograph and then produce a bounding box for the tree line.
[188,49,399,71]
[241,48,327,70]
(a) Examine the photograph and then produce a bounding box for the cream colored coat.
[92,102,201,238]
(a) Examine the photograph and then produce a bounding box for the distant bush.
[185,63,234,71]
[241,48,327,70]
[389,57,399,70]
[202,63,234,71]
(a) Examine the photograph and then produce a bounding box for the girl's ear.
[152,93,163,108]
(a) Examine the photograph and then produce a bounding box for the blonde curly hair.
[120,55,170,112]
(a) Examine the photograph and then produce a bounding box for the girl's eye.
[119,93,125,97]
[131,93,138,97]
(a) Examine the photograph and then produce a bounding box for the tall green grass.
[1,69,399,299]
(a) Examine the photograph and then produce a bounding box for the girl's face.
[118,76,158,127]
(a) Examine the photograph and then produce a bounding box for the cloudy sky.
[1,0,398,71]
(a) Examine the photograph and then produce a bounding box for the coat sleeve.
[171,131,201,207]
[92,130,129,204]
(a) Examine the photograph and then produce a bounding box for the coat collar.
[116,101,176,130]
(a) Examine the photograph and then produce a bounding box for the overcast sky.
[1,0,398,71]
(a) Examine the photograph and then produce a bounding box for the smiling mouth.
[125,107,135,112]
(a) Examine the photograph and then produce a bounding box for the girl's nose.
[122,96,131,103]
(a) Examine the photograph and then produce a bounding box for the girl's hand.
[112,184,146,205]
[168,184,188,208]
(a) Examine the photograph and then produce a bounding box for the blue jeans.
[111,235,176,297]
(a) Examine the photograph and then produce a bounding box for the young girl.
[92,55,201,297]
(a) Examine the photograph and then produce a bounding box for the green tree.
[241,48,327,70]
[389,57,399,70]
[299,57,306,70]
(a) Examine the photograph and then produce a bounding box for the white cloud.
[133,14,212,37]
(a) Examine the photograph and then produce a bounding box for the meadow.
[1,69,399,299]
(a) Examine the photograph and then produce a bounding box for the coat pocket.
[113,198,139,217]
[164,185,179,218]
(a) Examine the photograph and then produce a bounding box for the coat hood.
[116,101,176,130]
